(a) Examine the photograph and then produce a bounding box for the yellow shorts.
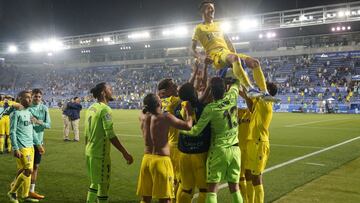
[169,144,180,181]
[136,154,154,197]
[246,140,270,175]
[209,48,250,70]
[238,141,247,178]
[16,147,34,170]
[0,116,10,135]
[178,152,207,192]
[149,155,174,199]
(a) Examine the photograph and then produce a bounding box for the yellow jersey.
[238,108,251,143]
[161,96,181,145]
[249,98,273,142]
[192,21,229,54]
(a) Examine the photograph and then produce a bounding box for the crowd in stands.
[1,54,360,110]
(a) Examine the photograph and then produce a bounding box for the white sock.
[30,184,35,192]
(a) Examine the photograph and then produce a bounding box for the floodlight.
[338,11,345,17]
[128,31,150,39]
[30,42,44,52]
[220,21,231,33]
[8,45,18,53]
[162,26,188,37]
[238,19,258,32]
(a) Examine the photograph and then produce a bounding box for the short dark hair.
[199,0,215,11]
[18,90,31,99]
[178,83,197,105]
[90,82,107,99]
[32,88,43,95]
[266,82,278,96]
[210,77,225,100]
[157,78,173,91]
[143,93,159,114]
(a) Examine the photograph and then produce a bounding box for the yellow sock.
[232,62,252,89]
[10,173,26,194]
[254,185,264,203]
[252,66,267,92]
[246,181,254,203]
[0,136,4,152]
[239,180,248,203]
[6,136,11,152]
[21,174,31,198]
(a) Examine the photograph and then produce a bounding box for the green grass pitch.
[0,109,359,203]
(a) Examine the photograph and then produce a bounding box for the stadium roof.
[1,0,359,42]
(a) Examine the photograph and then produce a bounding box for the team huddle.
[5,1,278,203]
[135,1,278,203]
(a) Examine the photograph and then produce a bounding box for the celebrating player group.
[4,1,279,203]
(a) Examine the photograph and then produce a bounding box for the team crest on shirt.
[105,113,111,121]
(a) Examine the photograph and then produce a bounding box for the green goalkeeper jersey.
[181,81,240,149]
[85,102,116,158]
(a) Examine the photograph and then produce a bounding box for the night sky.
[0,0,356,42]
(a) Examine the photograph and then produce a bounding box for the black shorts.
[34,146,42,165]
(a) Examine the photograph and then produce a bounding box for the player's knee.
[227,54,239,63]
[245,170,252,180]
[23,169,32,177]
[251,174,262,185]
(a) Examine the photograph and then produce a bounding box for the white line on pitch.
[305,162,325,166]
[192,136,360,202]
[284,118,350,127]
[288,126,359,131]
[271,144,324,149]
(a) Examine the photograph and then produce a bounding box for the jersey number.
[223,106,238,129]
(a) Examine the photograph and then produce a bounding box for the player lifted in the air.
[192,0,276,101]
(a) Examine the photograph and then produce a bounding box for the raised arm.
[189,60,200,85]
[191,40,201,60]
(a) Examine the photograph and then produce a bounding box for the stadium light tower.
[8,45,18,53]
